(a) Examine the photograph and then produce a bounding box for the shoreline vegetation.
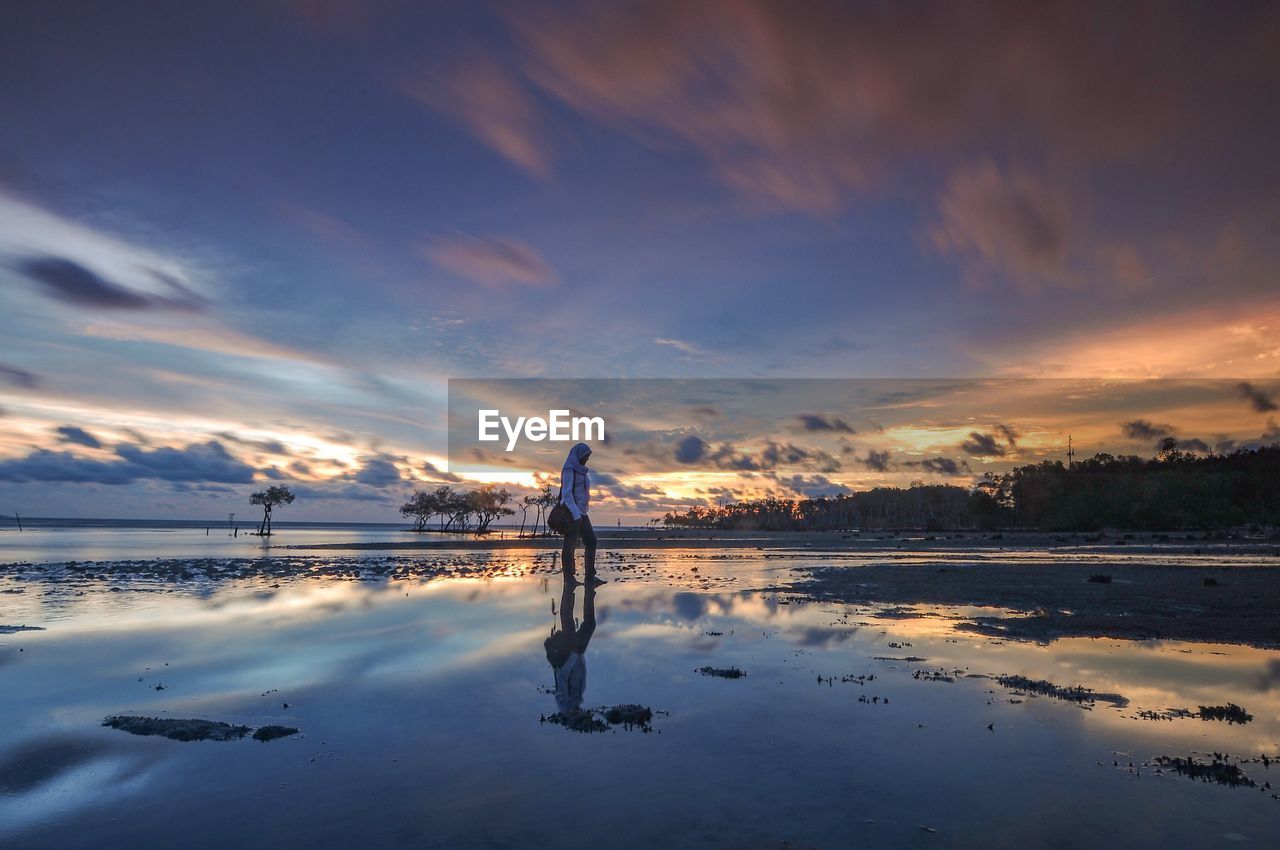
[659,443,1280,533]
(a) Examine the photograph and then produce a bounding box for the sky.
[1,0,1278,522]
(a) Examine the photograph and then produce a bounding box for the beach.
[2,525,1279,848]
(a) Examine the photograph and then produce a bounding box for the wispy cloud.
[424,233,555,288]
[20,255,207,312]
[55,425,102,449]
[1238,381,1277,413]
[654,337,713,359]
[400,57,552,178]
[0,363,41,389]
[931,160,1073,291]
[497,1,1234,213]
[0,190,212,305]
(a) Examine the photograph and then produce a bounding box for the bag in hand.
[548,502,573,535]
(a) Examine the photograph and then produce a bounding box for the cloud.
[1238,381,1277,413]
[400,57,551,178]
[593,471,665,500]
[1178,437,1211,454]
[654,338,714,358]
[780,474,850,498]
[425,234,555,288]
[215,433,290,455]
[19,255,207,311]
[0,190,213,309]
[995,423,1020,448]
[0,440,254,484]
[674,435,708,464]
[493,0,1223,213]
[290,483,393,502]
[1254,659,1280,693]
[353,456,402,487]
[1120,419,1174,441]
[862,450,892,472]
[758,441,840,473]
[959,431,1007,457]
[0,363,41,389]
[990,303,1280,380]
[796,414,855,433]
[112,441,255,483]
[673,435,838,472]
[55,426,102,449]
[906,456,970,476]
[931,160,1072,290]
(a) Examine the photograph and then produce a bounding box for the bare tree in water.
[250,485,295,536]
[519,494,535,537]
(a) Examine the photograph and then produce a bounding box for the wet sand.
[258,528,1280,648]
[290,527,1280,555]
[7,530,1278,648]
[788,558,1280,648]
[3,542,1280,847]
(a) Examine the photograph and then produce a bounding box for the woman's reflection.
[540,575,656,734]
[544,574,597,717]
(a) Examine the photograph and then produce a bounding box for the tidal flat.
[1,534,1279,848]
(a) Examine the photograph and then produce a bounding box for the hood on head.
[564,442,591,470]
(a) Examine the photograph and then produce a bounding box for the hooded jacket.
[560,442,591,520]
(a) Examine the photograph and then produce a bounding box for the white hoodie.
[560,442,591,520]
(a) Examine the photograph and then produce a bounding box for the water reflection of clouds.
[1253,659,1280,692]
[0,735,156,839]
[788,626,859,647]
[869,615,1280,751]
[3,566,1280,848]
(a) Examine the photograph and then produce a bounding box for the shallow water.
[0,520,436,564]
[1,545,1278,849]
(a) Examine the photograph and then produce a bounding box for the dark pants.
[562,514,597,578]
[560,578,596,652]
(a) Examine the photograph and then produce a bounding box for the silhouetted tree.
[519,494,537,537]
[250,485,295,536]
[469,485,515,533]
[400,490,439,532]
[653,444,1280,532]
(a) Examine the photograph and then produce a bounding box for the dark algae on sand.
[103,716,250,742]
[104,716,299,742]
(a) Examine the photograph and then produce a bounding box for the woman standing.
[560,442,603,584]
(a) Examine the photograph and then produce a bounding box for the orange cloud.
[977,303,1280,379]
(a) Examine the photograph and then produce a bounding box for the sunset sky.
[1,1,1278,521]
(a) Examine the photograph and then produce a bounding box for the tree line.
[971,440,1280,531]
[660,484,972,532]
[660,441,1280,532]
[399,483,562,535]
